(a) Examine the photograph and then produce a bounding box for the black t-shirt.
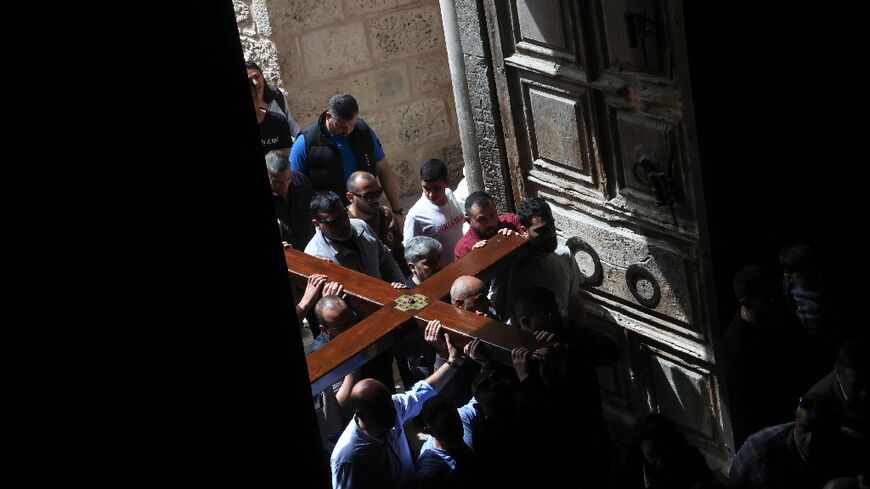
[259,110,292,154]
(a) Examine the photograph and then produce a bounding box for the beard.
[479,226,498,239]
[530,234,558,253]
[327,226,354,242]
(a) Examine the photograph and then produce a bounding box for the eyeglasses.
[317,210,350,225]
[351,187,384,202]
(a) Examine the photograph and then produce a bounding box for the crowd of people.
[250,70,868,488]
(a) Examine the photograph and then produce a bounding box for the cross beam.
[285,234,542,395]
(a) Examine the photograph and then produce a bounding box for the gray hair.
[265,150,289,174]
[404,236,443,264]
[314,294,346,327]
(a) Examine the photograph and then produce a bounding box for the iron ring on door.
[625,264,661,309]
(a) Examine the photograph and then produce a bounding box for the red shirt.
[453,212,522,261]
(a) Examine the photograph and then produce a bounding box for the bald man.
[346,171,408,276]
[450,275,499,319]
[330,321,466,489]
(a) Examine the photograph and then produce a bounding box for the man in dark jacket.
[290,93,405,228]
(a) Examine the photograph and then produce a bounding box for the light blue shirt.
[331,381,437,489]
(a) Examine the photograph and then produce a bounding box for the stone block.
[390,156,421,197]
[412,56,451,92]
[371,6,442,60]
[240,37,284,86]
[351,67,410,108]
[346,0,397,15]
[362,112,396,147]
[233,0,250,24]
[250,0,272,36]
[302,23,372,79]
[397,98,450,146]
[271,0,342,33]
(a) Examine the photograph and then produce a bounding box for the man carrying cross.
[330,321,467,489]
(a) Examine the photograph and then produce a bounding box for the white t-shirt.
[403,188,465,268]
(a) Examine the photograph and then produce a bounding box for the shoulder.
[351,218,377,238]
[291,169,311,187]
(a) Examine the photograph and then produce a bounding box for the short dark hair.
[420,158,448,183]
[732,265,778,301]
[412,395,464,446]
[328,93,359,121]
[464,191,493,215]
[517,196,553,227]
[471,368,516,420]
[836,339,868,373]
[309,191,343,218]
[512,286,559,323]
[244,60,262,72]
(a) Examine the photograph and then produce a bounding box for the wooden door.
[481,0,732,470]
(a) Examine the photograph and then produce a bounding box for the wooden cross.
[284,234,547,395]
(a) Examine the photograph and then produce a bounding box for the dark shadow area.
[685,1,862,340]
[20,2,330,486]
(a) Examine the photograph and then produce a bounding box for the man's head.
[245,60,265,100]
[265,150,291,195]
[404,236,443,283]
[465,191,500,239]
[471,368,516,421]
[450,275,490,314]
[325,93,359,137]
[779,243,820,287]
[517,197,557,253]
[793,392,839,462]
[310,191,353,241]
[346,171,383,216]
[835,340,868,404]
[732,265,786,324]
[350,378,396,437]
[512,286,560,333]
[413,395,464,447]
[633,413,688,472]
[314,294,356,339]
[420,159,449,206]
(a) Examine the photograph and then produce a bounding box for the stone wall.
[235,0,462,198]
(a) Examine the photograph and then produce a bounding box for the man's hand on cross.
[298,274,328,315]
[322,281,346,299]
[463,337,492,369]
[424,319,449,359]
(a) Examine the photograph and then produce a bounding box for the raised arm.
[423,320,466,392]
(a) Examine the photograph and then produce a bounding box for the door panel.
[482,0,732,466]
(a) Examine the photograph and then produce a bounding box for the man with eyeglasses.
[291,93,405,229]
[346,171,408,277]
[304,191,406,287]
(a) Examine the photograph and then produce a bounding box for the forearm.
[425,357,461,392]
[377,159,402,210]
[335,371,358,406]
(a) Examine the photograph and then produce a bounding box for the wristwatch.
[392,208,405,216]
